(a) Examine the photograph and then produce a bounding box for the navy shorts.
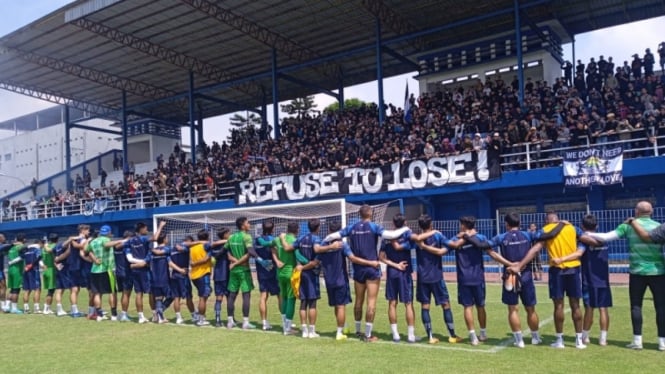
[22,270,41,290]
[583,285,613,308]
[132,271,151,294]
[352,265,381,284]
[259,277,280,296]
[385,273,413,303]
[90,272,112,295]
[169,277,192,299]
[69,269,86,288]
[214,280,229,297]
[502,273,537,307]
[549,267,582,299]
[116,275,134,293]
[299,270,320,300]
[56,270,73,290]
[458,283,486,307]
[416,280,450,305]
[327,284,352,307]
[192,274,211,298]
[151,285,170,298]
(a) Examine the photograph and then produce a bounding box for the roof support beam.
[278,73,339,99]
[382,46,419,70]
[71,18,261,99]
[360,0,425,50]
[180,0,340,79]
[196,93,262,115]
[70,123,122,136]
[9,48,175,99]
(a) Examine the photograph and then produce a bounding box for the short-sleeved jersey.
[67,238,85,271]
[54,243,68,273]
[487,230,534,272]
[87,236,112,273]
[42,243,56,269]
[22,245,42,271]
[168,245,190,279]
[8,244,24,273]
[151,245,171,287]
[453,234,489,286]
[317,240,349,288]
[275,234,297,278]
[415,232,448,283]
[580,240,608,288]
[541,223,582,269]
[225,232,253,274]
[295,233,320,263]
[125,235,151,273]
[616,218,664,275]
[189,243,212,280]
[114,241,130,277]
[212,243,230,282]
[380,229,413,278]
[339,221,385,260]
[255,235,276,280]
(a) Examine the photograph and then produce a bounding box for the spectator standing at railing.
[631,54,643,80]
[644,48,655,77]
[100,169,107,188]
[562,61,573,86]
[30,178,37,197]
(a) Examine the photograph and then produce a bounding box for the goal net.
[153,199,395,247]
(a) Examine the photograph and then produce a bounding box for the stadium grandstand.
[0,0,665,272]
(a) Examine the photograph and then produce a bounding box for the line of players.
[0,203,663,350]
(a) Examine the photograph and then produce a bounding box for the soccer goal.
[153,199,395,245]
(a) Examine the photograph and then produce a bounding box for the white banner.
[563,146,623,187]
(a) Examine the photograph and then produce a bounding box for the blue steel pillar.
[571,36,576,77]
[375,18,385,125]
[121,91,128,173]
[514,0,524,107]
[188,71,196,164]
[271,49,280,139]
[64,105,72,190]
[197,110,204,147]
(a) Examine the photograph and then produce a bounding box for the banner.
[236,151,492,205]
[563,146,623,188]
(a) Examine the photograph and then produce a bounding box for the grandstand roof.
[0,0,663,125]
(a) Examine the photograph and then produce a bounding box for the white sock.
[44,305,50,312]
[262,319,268,327]
[309,325,316,333]
[634,335,643,345]
[555,333,563,342]
[513,331,523,342]
[138,312,145,319]
[121,310,128,317]
[581,330,589,340]
[659,337,665,346]
[285,319,292,331]
[34,303,40,311]
[390,323,399,338]
[355,320,361,333]
[365,322,373,337]
[600,330,608,341]
[337,327,344,335]
[407,325,415,339]
[243,317,249,324]
[281,314,286,325]
[175,312,182,319]
[11,302,17,310]
[24,303,30,311]
[480,328,487,336]
[228,316,234,323]
[88,306,95,314]
[531,330,540,339]
[56,303,63,313]
[71,305,79,314]
[301,324,308,332]
[469,330,477,338]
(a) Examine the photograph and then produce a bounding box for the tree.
[229,112,262,128]
[280,95,317,117]
[325,98,367,112]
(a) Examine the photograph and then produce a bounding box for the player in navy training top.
[21,240,43,314]
[151,232,172,323]
[551,214,611,346]
[68,224,91,317]
[255,221,279,331]
[211,229,230,327]
[401,214,463,344]
[324,205,410,342]
[465,212,558,348]
[294,219,339,338]
[167,235,197,324]
[125,221,164,324]
[315,221,348,340]
[114,231,135,322]
[52,235,78,316]
[379,213,418,343]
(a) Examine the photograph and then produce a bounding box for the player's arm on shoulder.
[586,230,621,242]
[629,219,665,243]
[535,222,565,241]
[280,235,296,251]
[314,239,342,253]
[419,240,448,256]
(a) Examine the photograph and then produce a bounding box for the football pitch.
[1,282,661,373]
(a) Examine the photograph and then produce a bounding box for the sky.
[0,1,664,145]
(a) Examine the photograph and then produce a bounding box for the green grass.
[1,283,661,373]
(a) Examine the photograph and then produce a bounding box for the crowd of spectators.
[3,45,665,221]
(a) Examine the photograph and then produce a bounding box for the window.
[4,153,11,161]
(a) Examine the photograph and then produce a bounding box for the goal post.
[153,199,395,247]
